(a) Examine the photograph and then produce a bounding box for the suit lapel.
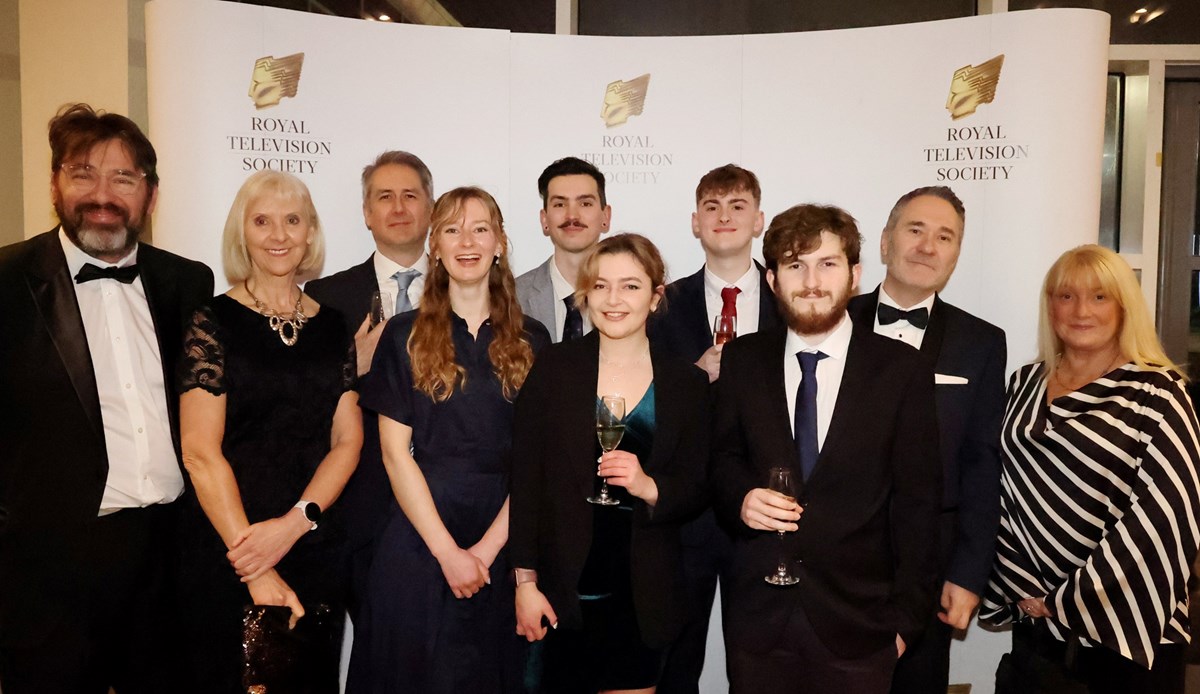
[756,261,782,332]
[571,333,603,499]
[758,327,796,470]
[920,295,948,364]
[27,234,104,442]
[815,325,873,481]
[532,260,558,340]
[676,269,712,351]
[137,246,186,446]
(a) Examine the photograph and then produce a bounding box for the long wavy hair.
[408,187,534,402]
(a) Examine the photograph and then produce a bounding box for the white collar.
[878,285,936,313]
[373,250,429,284]
[703,262,759,298]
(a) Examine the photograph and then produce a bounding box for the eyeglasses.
[58,163,148,195]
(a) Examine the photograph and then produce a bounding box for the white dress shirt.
[783,313,853,453]
[60,230,183,514]
[373,251,429,313]
[550,258,592,338]
[873,286,935,350]
[702,263,761,336]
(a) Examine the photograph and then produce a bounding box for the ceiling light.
[378,14,391,21]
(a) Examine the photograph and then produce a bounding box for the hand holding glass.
[764,467,800,586]
[589,395,625,506]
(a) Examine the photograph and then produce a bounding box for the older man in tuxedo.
[0,103,213,694]
[517,156,611,342]
[848,186,1005,694]
[713,203,941,694]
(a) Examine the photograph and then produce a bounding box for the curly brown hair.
[407,187,534,402]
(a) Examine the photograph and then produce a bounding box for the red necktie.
[721,286,740,319]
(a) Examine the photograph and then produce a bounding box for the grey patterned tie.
[393,269,420,314]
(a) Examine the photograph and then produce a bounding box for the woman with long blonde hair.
[981,245,1200,692]
[351,187,550,692]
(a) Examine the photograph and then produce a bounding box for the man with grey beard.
[0,103,213,694]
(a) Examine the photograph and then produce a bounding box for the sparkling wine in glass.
[713,314,737,346]
[588,395,625,506]
[764,466,800,586]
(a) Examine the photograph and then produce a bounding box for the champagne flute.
[713,314,737,346]
[588,395,625,506]
[764,466,800,586]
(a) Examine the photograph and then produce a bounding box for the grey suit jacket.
[516,257,559,342]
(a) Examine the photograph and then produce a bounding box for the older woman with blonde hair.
[177,169,362,692]
[981,244,1200,693]
[352,186,550,693]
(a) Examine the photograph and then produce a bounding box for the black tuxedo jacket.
[712,322,942,658]
[650,262,782,365]
[0,229,213,648]
[303,255,389,552]
[509,332,711,648]
[304,255,376,337]
[848,288,1005,594]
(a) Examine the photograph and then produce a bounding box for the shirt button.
[125,383,132,389]
[137,427,143,433]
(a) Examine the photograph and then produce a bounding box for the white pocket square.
[935,374,969,385]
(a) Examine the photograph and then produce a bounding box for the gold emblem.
[601,73,651,128]
[945,54,1004,121]
[248,53,305,110]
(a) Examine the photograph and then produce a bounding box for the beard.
[56,199,147,261]
[775,276,854,337]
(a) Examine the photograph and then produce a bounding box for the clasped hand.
[228,514,308,582]
[740,488,801,532]
[436,545,490,599]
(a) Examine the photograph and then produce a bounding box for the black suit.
[0,229,213,694]
[302,256,390,668]
[509,331,711,650]
[649,263,781,694]
[848,288,1005,694]
[712,321,942,692]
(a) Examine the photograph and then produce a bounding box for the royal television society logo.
[945,54,1004,120]
[248,53,305,110]
[601,73,650,128]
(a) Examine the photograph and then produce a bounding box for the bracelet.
[513,568,538,585]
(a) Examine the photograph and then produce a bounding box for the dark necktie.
[562,294,583,342]
[75,263,139,284]
[877,303,929,329]
[392,269,420,314]
[794,351,828,482]
[720,286,740,320]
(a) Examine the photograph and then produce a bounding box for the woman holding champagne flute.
[510,233,711,693]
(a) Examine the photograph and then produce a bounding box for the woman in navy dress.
[354,186,550,693]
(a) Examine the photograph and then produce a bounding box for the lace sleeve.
[178,305,227,395]
[341,336,358,393]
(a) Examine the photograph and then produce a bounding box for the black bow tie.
[75,263,139,284]
[877,303,929,329]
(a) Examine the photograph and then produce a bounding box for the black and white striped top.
[980,361,1200,667]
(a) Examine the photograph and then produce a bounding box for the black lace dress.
[176,294,355,694]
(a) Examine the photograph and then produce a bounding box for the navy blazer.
[509,331,711,648]
[712,322,942,658]
[848,287,1005,594]
[0,229,213,648]
[650,262,782,365]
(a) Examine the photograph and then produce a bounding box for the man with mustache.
[517,157,612,342]
[847,187,1005,694]
[712,204,941,693]
[0,103,213,693]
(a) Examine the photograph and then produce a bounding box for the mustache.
[74,202,130,222]
[791,289,830,300]
[558,220,587,230]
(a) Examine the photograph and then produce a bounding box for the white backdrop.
[146,2,1111,690]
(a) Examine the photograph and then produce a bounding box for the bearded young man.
[0,104,213,694]
[711,204,942,694]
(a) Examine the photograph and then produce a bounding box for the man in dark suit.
[303,150,434,683]
[0,103,213,694]
[847,186,1005,694]
[516,156,611,342]
[713,204,942,693]
[652,164,781,694]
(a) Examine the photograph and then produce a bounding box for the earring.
[493,255,499,266]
